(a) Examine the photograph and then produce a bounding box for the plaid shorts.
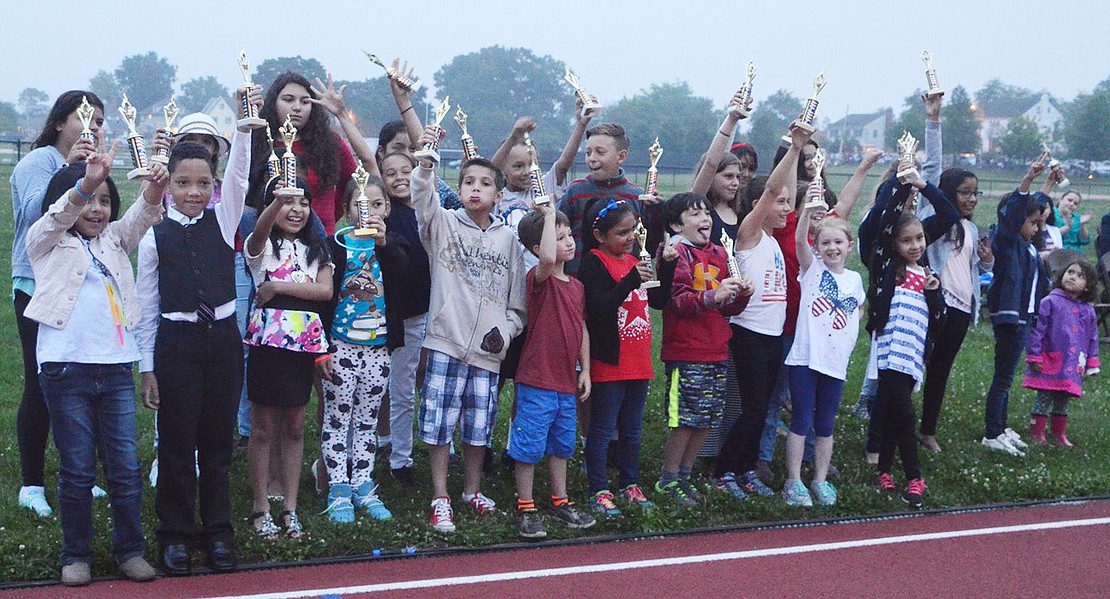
[419,349,500,446]
[665,361,727,429]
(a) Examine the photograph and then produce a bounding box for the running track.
[8,500,1110,598]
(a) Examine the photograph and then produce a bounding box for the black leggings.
[920,308,972,436]
[14,290,49,487]
[875,369,922,480]
[714,325,783,478]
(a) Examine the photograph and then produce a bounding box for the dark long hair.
[938,167,977,252]
[1054,259,1099,304]
[582,197,636,255]
[40,163,120,222]
[32,91,103,150]
[260,177,326,269]
[248,72,340,208]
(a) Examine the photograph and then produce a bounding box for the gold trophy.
[351,165,378,237]
[1043,142,1070,189]
[117,94,151,180]
[635,221,659,289]
[150,98,179,165]
[645,138,663,196]
[922,50,944,98]
[731,61,757,119]
[236,49,267,131]
[364,52,422,93]
[266,126,281,181]
[563,67,603,118]
[275,115,304,198]
[454,106,480,160]
[895,131,921,185]
[805,148,829,211]
[524,133,548,205]
[76,96,97,144]
[718,230,743,279]
[795,72,827,133]
[414,96,451,164]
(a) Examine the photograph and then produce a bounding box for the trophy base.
[1058,178,1071,189]
[275,187,305,199]
[580,104,603,119]
[532,195,550,206]
[729,104,751,119]
[237,117,268,132]
[127,168,152,181]
[924,88,945,98]
[150,155,170,166]
[413,148,441,164]
[804,199,828,211]
[897,167,920,185]
[640,280,661,289]
[353,227,379,237]
[792,119,816,134]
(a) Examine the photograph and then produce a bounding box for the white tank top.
[729,231,787,335]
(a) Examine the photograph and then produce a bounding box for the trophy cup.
[563,67,603,118]
[1043,142,1070,189]
[718,230,743,279]
[731,61,757,119]
[794,73,827,133]
[805,148,829,211]
[922,50,945,98]
[275,115,304,198]
[351,165,378,237]
[364,52,422,93]
[895,131,921,185]
[150,98,179,165]
[414,96,451,164]
[117,94,151,180]
[76,96,97,144]
[266,127,281,181]
[524,133,548,205]
[236,49,267,131]
[635,221,660,289]
[454,106,480,160]
[645,138,663,196]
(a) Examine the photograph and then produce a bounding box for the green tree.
[974,78,1035,115]
[178,76,230,114]
[17,87,50,131]
[115,52,178,111]
[886,90,927,150]
[433,46,571,157]
[1064,78,1110,161]
[0,101,19,133]
[88,70,122,116]
[254,56,327,89]
[604,82,717,167]
[747,89,803,165]
[996,116,1043,160]
[941,85,981,155]
[335,76,430,137]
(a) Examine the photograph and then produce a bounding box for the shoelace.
[468,493,496,513]
[320,496,353,516]
[878,473,896,490]
[596,492,618,509]
[431,500,453,522]
[624,486,648,503]
[907,479,928,495]
[355,484,381,506]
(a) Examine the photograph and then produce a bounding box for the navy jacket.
[987,189,1050,326]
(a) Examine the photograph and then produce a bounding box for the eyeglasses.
[957,190,984,199]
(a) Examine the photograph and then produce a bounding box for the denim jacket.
[987,190,1049,326]
[25,191,162,330]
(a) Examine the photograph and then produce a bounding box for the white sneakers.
[981,433,1025,456]
[18,486,53,517]
[1004,428,1029,450]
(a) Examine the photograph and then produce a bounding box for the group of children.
[9,68,1103,585]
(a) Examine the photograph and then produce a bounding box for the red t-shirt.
[516,269,585,394]
[589,250,653,382]
[283,136,357,235]
[772,211,801,336]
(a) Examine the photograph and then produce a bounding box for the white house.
[825,109,892,154]
[202,96,239,140]
[977,92,1063,154]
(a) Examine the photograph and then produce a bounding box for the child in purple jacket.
[1023,259,1100,447]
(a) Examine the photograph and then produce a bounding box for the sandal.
[249,511,280,540]
[280,510,306,540]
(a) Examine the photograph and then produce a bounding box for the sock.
[551,495,569,507]
[660,468,679,486]
[517,498,535,511]
[678,465,693,480]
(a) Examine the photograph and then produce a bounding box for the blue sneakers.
[783,479,813,506]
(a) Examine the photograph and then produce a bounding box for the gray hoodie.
[412,165,526,373]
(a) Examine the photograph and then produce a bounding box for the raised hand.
[310,73,349,116]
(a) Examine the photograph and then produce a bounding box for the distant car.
[1090,161,1110,176]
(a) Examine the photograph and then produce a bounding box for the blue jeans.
[40,362,145,566]
[985,322,1029,439]
[235,251,254,438]
[585,379,649,493]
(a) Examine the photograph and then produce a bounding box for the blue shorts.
[507,382,577,464]
[665,361,727,429]
[419,350,499,447]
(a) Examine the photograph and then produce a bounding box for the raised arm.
[490,117,535,173]
[691,90,746,195]
[534,202,557,284]
[245,190,285,258]
[554,101,594,185]
[795,202,816,274]
[835,148,882,220]
[738,123,811,249]
[388,58,425,153]
[922,92,943,186]
[310,74,380,180]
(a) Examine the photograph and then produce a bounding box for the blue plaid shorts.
[419,350,500,446]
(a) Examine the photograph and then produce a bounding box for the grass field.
[0,161,1107,583]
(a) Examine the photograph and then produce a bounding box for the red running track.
[9,500,1110,598]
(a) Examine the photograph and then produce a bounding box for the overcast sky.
[8,1,1110,131]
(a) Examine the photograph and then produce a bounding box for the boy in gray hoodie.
[411,127,527,533]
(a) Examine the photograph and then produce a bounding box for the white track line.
[198,517,1110,599]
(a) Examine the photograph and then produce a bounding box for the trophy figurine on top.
[118,94,151,180]
[236,49,267,131]
[805,148,829,212]
[414,96,451,164]
[454,107,480,161]
[922,50,945,98]
[275,116,304,199]
[563,67,603,118]
[895,131,921,185]
[76,96,97,144]
[350,165,378,237]
[731,61,757,119]
[645,138,664,196]
[1043,142,1071,189]
[150,98,179,165]
[794,73,827,134]
[364,53,422,93]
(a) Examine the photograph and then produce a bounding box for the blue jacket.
[987,189,1049,326]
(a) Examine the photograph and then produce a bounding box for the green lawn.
[0,162,1107,584]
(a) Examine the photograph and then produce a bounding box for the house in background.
[976,92,1063,154]
[202,96,238,140]
[824,109,893,156]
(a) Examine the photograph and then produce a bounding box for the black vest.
[153,210,236,313]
